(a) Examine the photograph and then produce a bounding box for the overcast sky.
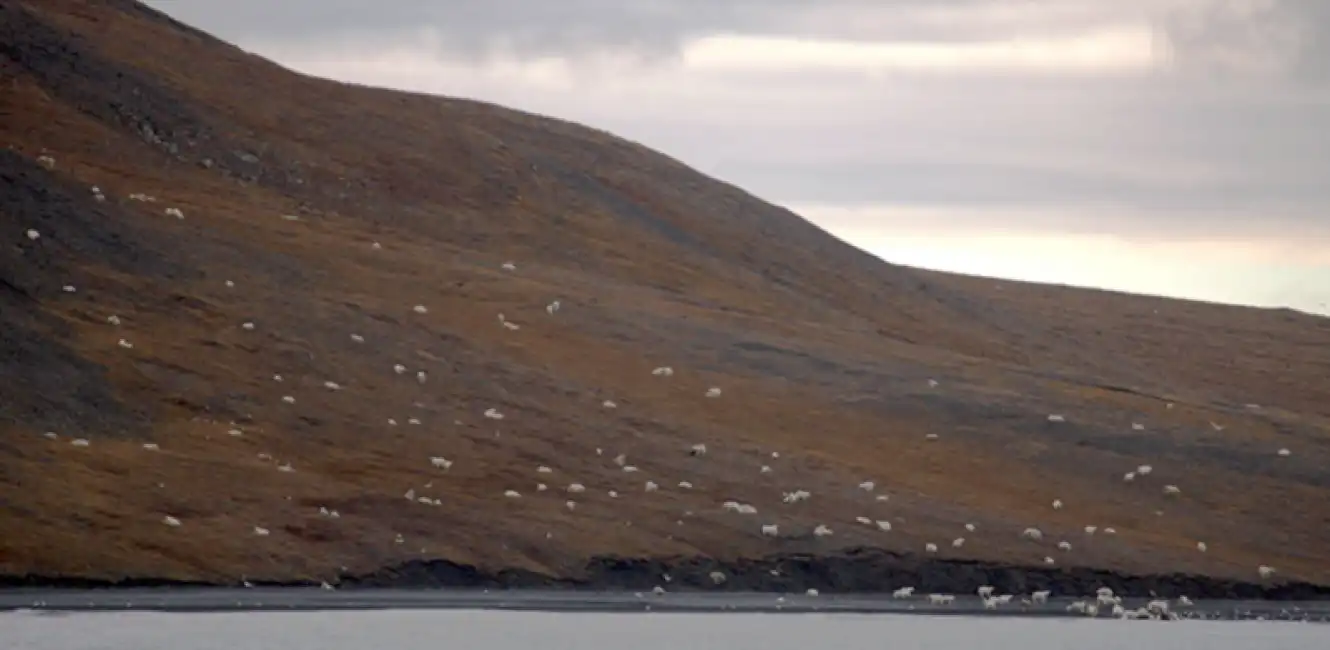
[148,0,1329,314]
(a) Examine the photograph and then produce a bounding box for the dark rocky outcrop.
[9,548,1326,601]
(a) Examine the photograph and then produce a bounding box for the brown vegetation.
[2,0,1329,587]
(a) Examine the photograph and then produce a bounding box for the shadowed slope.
[2,0,1329,589]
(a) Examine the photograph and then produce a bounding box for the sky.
[147,0,1329,315]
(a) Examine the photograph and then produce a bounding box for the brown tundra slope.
[2,0,1330,590]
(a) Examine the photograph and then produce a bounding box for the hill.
[3,0,1330,595]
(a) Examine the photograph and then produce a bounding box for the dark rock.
[17,549,1313,600]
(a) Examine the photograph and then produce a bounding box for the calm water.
[4,609,1326,650]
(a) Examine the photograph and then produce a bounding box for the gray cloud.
[143,0,1330,248]
[1159,0,1328,79]
[577,68,1330,237]
[148,0,766,59]
[728,159,1330,234]
[151,0,1330,77]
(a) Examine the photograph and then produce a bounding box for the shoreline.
[5,548,1329,602]
[2,588,1328,622]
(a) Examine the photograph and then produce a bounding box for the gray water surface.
[4,609,1328,650]
[3,588,1328,621]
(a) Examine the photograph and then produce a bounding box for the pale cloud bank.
[146,0,1330,314]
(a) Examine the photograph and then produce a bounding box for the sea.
[5,608,1327,650]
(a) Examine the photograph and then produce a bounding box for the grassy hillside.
[2,0,1329,586]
